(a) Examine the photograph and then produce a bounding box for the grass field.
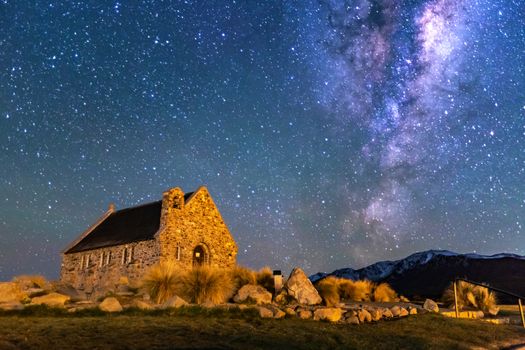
[0,307,524,349]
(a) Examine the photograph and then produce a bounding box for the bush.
[372,283,398,302]
[256,266,274,294]
[231,266,256,294]
[315,277,340,306]
[180,266,233,304]
[12,275,49,290]
[142,261,181,304]
[443,281,498,315]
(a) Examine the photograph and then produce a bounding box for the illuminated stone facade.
[60,186,237,298]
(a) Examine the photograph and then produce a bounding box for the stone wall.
[158,187,237,270]
[60,239,159,298]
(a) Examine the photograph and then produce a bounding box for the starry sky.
[0,0,524,280]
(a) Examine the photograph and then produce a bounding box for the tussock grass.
[12,275,48,289]
[443,281,499,315]
[315,277,340,306]
[256,266,274,294]
[316,277,399,304]
[180,266,233,304]
[373,282,398,302]
[231,265,257,294]
[142,261,181,304]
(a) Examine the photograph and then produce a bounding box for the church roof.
[65,192,194,253]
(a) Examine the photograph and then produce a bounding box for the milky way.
[0,1,523,279]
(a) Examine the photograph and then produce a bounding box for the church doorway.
[193,245,207,266]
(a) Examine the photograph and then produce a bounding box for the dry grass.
[373,282,398,302]
[315,276,340,306]
[316,278,398,303]
[0,313,523,349]
[142,261,181,304]
[180,266,233,304]
[256,266,274,294]
[12,275,48,290]
[231,265,256,294]
[443,281,499,315]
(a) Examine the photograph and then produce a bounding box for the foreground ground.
[0,307,524,350]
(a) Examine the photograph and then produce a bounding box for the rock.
[382,308,393,318]
[0,282,25,303]
[399,307,409,317]
[282,267,322,305]
[390,306,401,317]
[99,297,123,312]
[132,300,154,310]
[284,307,296,316]
[346,315,360,324]
[53,284,85,302]
[162,295,188,308]
[233,284,272,305]
[399,296,410,302]
[357,309,372,323]
[313,307,343,322]
[369,308,383,321]
[298,309,313,319]
[408,306,418,315]
[487,306,500,316]
[31,292,70,308]
[273,309,286,319]
[423,299,439,313]
[257,306,274,318]
[0,301,24,311]
[26,288,45,297]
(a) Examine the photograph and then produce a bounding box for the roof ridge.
[114,199,162,213]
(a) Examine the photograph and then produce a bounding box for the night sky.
[1,1,524,280]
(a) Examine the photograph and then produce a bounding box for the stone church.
[60,186,238,296]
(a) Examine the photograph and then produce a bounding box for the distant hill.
[310,250,525,302]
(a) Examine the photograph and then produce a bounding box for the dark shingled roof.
[66,191,196,254]
[66,201,162,253]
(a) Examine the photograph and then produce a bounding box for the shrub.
[443,281,498,315]
[338,279,356,301]
[142,261,181,304]
[256,266,274,294]
[315,276,340,306]
[372,283,398,302]
[12,275,48,290]
[180,266,233,304]
[231,266,256,294]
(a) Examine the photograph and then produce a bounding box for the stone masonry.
[60,186,237,298]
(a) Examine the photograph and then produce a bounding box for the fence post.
[519,298,525,328]
[454,280,459,318]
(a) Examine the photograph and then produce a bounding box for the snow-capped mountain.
[310,250,525,301]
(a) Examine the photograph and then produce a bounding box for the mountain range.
[310,250,525,302]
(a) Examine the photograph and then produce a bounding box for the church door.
[193,245,206,266]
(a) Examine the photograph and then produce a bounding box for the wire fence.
[453,277,525,328]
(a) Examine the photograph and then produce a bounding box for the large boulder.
[313,307,343,322]
[99,297,123,312]
[0,283,25,303]
[162,295,188,309]
[280,268,322,305]
[233,285,272,305]
[31,292,70,308]
[423,299,439,313]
